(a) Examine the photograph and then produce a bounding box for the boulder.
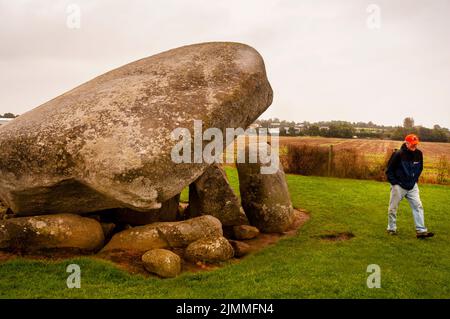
[113,194,180,226]
[228,240,251,257]
[141,249,181,278]
[0,42,273,216]
[0,214,104,252]
[232,225,260,240]
[185,236,234,263]
[101,215,222,252]
[188,164,248,226]
[236,144,294,233]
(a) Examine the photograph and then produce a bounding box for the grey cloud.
[0,0,449,127]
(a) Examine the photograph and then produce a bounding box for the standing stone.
[184,236,234,263]
[0,42,273,216]
[188,164,248,226]
[113,194,180,226]
[0,214,104,252]
[236,144,294,233]
[141,249,181,278]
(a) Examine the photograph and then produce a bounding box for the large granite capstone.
[0,42,273,216]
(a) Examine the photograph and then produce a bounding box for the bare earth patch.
[242,208,310,254]
[317,231,355,241]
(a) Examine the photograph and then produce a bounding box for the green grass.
[1,167,450,298]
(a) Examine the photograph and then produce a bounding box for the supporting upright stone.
[236,143,294,233]
[188,164,248,226]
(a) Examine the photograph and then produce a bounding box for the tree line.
[255,117,450,142]
[0,113,19,118]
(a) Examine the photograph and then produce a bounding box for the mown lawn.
[1,167,449,298]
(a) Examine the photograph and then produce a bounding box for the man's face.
[406,142,418,151]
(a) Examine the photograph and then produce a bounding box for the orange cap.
[405,134,419,145]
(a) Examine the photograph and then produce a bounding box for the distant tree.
[2,112,16,118]
[390,127,406,141]
[288,126,296,136]
[429,126,449,142]
[417,126,433,141]
[403,117,415,129]
[327,123,355,138]
[306,125,321,136]
[257,117,449,142]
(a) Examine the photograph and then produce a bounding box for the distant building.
[294,125,305,134]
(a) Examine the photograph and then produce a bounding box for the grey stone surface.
[188,164,248,226]
[141,249,181,278]
[185,236,234,263]
[237,144,294,233]
[0,214,104,252]
[232,225,260,240]
[0,42,273,216]
[101,215,223,252]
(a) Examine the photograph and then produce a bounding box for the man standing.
[385,134,434,239]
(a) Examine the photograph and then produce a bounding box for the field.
[279,136,450,159]
[1,167,450,299]
[279,136,450,184]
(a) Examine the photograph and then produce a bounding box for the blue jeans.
[387,183,427,233]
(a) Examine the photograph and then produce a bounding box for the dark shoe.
[416,231,434,239]
[387,230,397,235]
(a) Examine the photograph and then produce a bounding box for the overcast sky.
[1,0,449,127]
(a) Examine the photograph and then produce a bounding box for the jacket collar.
[401,142,418,154]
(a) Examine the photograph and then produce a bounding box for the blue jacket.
[385,143,423,190]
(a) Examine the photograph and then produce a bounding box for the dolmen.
[0,42,296,278]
